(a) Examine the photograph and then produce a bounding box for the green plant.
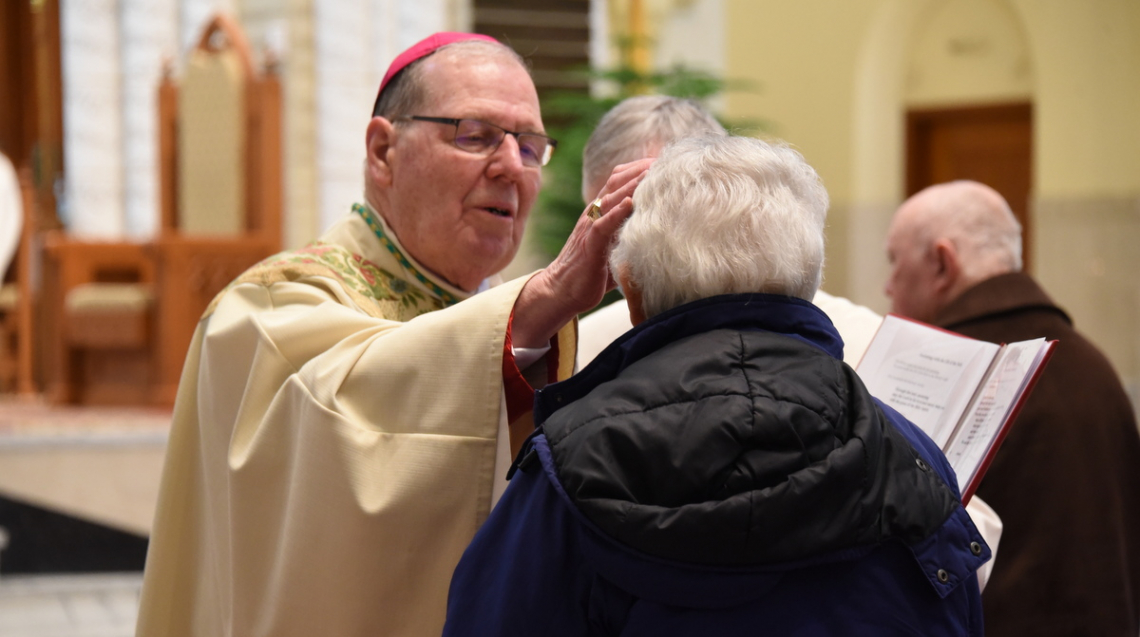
[532,63,763,260]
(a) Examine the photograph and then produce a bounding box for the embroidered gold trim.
[204,241,445,321]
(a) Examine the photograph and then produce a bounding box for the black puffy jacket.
[446,293,988,636]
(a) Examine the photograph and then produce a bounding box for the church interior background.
[0,0,1137,633]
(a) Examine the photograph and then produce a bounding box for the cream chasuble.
[137,204,574,637]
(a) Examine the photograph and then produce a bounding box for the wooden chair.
[150,13,282,404]
[41,236,155,404]
[42,13,281,406]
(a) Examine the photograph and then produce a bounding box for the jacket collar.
[535,293,843,426]
[935,272,1071,330]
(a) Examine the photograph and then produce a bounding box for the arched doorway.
[902,0,1035,266]
[847,0,1036,308]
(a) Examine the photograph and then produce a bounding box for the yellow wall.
[724,2,879,205]
[1014,1,1140,405]
[722,0,1140,401]
[1013,0,1140,197]
[905,0,1033,107]
[724,0,1140,203]
[723,1,882,296]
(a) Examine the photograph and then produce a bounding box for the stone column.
[120,0,179,239]
[60,0,124,237]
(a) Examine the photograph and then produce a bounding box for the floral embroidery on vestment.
[204,241,445,321]
[352,203,462,307]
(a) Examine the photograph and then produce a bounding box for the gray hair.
[372,40,529,119]
[610,136,829,318]
[581,95,726,201]
[912,180,1023,280]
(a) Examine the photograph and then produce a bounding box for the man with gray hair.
[580,94,725,205]
[577,96,884,367]
[885,180,1140,636]
[444,136,988,635]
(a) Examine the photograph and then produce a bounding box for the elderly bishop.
[137,33,647,637]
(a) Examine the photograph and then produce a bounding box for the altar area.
[0,398,168,636]
[0,398,169,539]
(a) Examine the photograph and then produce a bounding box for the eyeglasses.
[398,116,557,167]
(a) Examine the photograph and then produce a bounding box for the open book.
[855,314,1056,504]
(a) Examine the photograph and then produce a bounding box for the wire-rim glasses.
[398,116,557,167]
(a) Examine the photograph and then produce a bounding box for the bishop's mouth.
[485,207,511,218]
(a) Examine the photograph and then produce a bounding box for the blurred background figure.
[576,95,883,369]
[576,95,726,362]
[0,152,20,281]
[885,180,1140,637]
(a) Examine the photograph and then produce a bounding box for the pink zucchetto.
[373,32,499,113]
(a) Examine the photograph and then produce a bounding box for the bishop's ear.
[366,116,397,187]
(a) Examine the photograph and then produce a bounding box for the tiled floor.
[0,572,142,637]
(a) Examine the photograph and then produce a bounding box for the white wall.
[723,0,1140,406]
[312,0,449,233]
[120,0,179,239]
[61,0,232,239]
[60,0,125,237]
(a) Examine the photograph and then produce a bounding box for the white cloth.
[0,153,22,279]
[965,496,1003,592]
[576,298,634,368]
[811,290,883,366]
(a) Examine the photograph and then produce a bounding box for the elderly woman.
[444,136,988,636]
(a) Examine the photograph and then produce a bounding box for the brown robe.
[935,272,1140,636]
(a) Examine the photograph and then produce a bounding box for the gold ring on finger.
[587,198,603,221]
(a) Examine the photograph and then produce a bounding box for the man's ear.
[618,266,648,326]
[366,116,396,187]
[931,238,961,294]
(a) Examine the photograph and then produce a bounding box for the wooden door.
[906,103,1033,268]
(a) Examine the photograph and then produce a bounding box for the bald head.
[884,180,1023,322]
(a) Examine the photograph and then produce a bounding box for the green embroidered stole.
[205,205,460,321]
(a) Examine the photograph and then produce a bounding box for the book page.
[944,338,1048,494]
[856,315,999,447]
